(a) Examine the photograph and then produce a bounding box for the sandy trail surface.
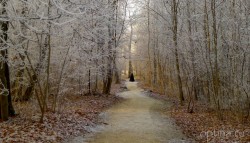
[70,81,189,143]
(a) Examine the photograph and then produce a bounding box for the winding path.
[71,81,188,143]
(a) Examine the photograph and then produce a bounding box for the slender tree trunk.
[114,0,121,84]
[41,0,52,122]
[187,0,198,100]
[211,0,222,119]
[153,27,158,87]
[203,0,212,102]
[147,0,152,85]
[128,15,133,78]
[172,0,184,105]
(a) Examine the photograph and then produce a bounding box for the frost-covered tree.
[134,0,249,120]
[0,0,128,122]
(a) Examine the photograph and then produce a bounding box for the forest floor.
[139,82,250,143]
[0,83,125,143]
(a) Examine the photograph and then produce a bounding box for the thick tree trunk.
[114,63,121,84]
[5,62,15,116]
[103,0,115,95]
[0,62,9,120]
[0,0,15,120]
[103,61,113,94]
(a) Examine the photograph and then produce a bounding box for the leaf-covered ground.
[171,103,250,143]
[143,89,250,143]
[0,84,124,143]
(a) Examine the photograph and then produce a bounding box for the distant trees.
[135,0,249,121]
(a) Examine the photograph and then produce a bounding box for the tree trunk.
[172,0,184,105]
[103,0,115,95]
[128,11,133,78]
[0,0,15,120]
[0,61,9,120]
[187,0,198,100]
[114,0,121,84]
[147,0,152,85]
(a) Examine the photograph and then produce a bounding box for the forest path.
[71,81,188,143]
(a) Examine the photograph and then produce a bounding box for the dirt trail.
[70,81,189,143]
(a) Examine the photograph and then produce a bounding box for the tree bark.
[128,15,133,78]
[172,0,184,105]
[147,0,152,85]
[103,0,116,95]
[0,0,15,120]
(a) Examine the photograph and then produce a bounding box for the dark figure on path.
[129,73,135,82]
